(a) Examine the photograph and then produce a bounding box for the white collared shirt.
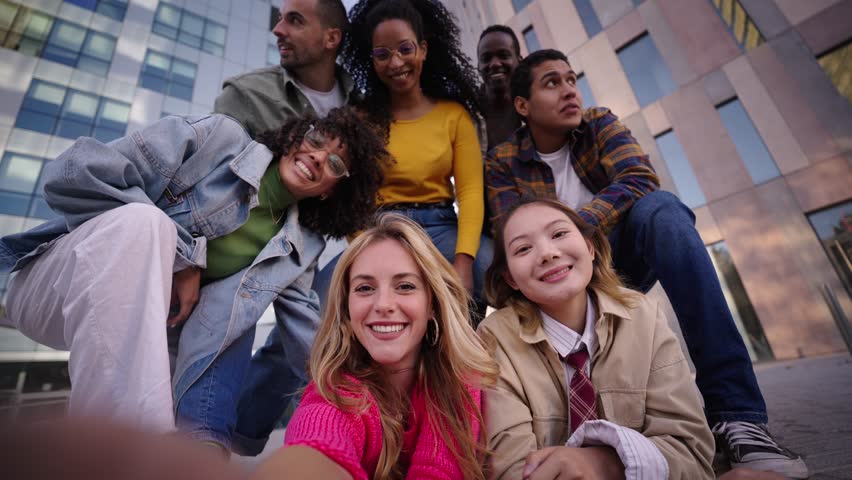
[539,295,669,480]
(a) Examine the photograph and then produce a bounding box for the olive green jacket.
[214,64,357,139]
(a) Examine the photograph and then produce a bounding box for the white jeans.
[7,203,177,432]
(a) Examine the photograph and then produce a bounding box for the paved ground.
[755,354,852,480]
[235,353,852,479]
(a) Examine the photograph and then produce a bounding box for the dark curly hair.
[256,106,390,238]
[342,0,481,138]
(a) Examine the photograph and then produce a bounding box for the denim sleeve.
[271,265,321,384]
[41,115,211,271]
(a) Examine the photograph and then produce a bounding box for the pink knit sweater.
[284,379,482,480]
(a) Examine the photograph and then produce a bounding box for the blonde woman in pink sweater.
[254,213,498,480]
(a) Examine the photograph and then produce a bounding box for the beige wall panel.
[537,0,589,54]
[702,69,737,106]
[796,0,852,55]
[622,112,677,193]
[492,0,517,24]
[606,9,644,50]
[638,0,698,87]
[709,180,846,359]
[527,2,556,50]
[641,102,672,136]
[505,9,534,55]
[694,206,724,244]
[590,0,633,29]
[747,42,842,164]
[571,34,640,119]
[786,156,852,213]
[773,0,844,26]
[723,56,809,174]
[656,0,742,77]
[738,0,790,39]
[661,83,753,202]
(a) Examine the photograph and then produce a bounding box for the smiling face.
[502,203,595,314]
[273,0,332,70]
[278,130,348,200]
[348,238,431,371]
[515,59,584,132]
[478,31,520,94]
[371,19,426,97]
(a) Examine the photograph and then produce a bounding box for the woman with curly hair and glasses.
[254,213,497,480]
[313,0,491,319]
[1,106,390,448]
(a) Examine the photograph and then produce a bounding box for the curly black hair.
[256,106,390,239]
[342,0,481,138]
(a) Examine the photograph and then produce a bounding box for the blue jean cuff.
[231,430,271,456]
[186,428,233,451]
[706,410,768,425]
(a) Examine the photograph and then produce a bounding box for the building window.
[818,40,852,105]
[65,0,128,22]
[707,241,774,362]
[512,0,532,12]
[152,3,226,56]
[808,202,852,300]
[577,73,595,107]
[0,152,57,220]
[139,49,196,101]
[617,33,677,107]
[15,79,130,143]
[709,0,763,51]
[522,26,540,53]
[268,43,278,66]
[0,3,116,76]
[654,129,706,208]
[573,0,602,38]
[716,98,779,184]
[269,5,280,32]
[632,0,645,5]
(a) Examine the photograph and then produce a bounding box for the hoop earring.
[428,316,440,347]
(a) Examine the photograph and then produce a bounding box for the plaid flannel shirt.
[485,107,660,234]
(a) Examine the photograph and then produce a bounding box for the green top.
[202,163,295,283]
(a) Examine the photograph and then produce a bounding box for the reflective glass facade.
[139,49,197,101]
[717,98,779,185]
[617,33,677,107]
[654,130,706,208]
[152,2,226,56]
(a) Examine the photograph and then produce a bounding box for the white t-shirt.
[537,143,595,209]
[292,78,345,118]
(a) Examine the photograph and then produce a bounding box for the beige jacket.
[478,288,714,479]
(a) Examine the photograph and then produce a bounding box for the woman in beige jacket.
[478,199,714,480]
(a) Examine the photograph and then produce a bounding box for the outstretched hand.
[523,446,625,480]
[168,267,201,327]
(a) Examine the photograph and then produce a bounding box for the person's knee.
[627,191,694,228]
[107,203,177,247]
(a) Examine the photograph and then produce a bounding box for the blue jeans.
[609,191,767,424]
[175,324,256,448]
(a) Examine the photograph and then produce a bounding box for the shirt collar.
[280,64,356,101]
[539,293,598,359]
[517,115,588,164]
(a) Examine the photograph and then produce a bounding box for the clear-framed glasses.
[304,125,349,178]
[370,40,418,64]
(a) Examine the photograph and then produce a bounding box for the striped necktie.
[565,347,597,434]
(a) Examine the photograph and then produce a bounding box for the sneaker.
[712,421,809,479]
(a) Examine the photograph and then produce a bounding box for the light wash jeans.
[6,204,177,432]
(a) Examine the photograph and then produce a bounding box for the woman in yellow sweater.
[340,0,492,316]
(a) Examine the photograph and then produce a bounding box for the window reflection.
[617,33,677,107]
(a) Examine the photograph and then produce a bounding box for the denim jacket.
[0,114,325,402]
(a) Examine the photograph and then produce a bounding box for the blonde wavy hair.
[309,213,498,480]
[485,198,638,331]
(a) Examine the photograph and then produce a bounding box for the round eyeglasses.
[304,125,349,178]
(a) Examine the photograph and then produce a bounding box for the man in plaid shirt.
[485,48,808,479]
